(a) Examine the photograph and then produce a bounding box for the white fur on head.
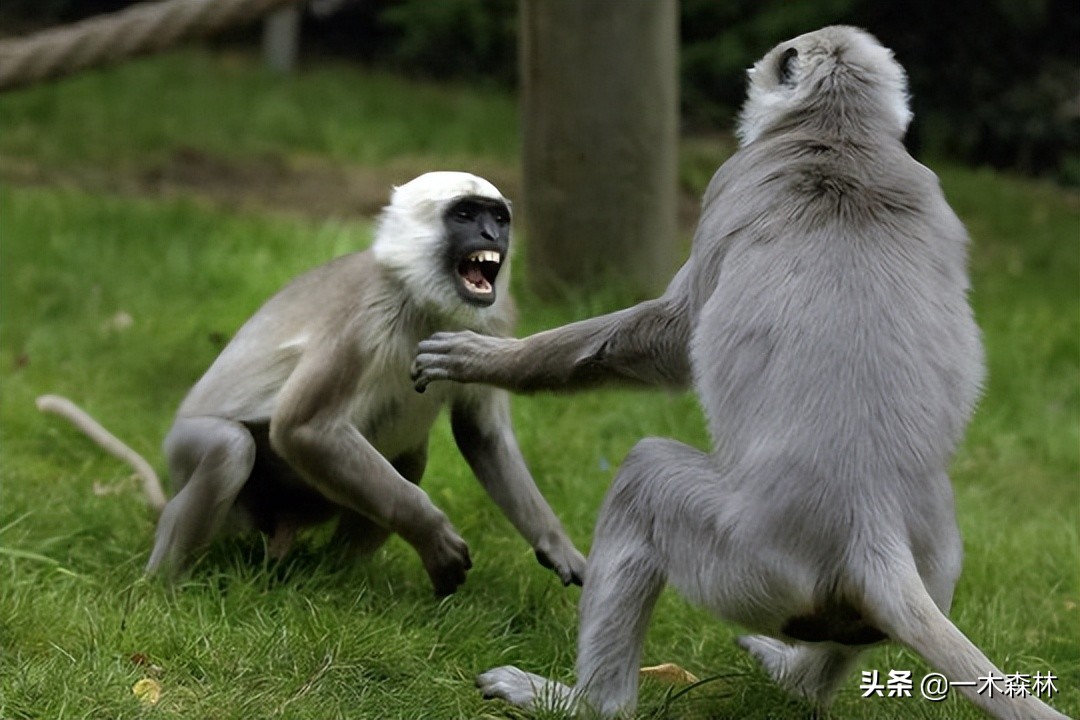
[373,171,512,327]
[736,26,912,147]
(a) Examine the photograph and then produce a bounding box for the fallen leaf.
[640,662,699,685]
[132,677,162,705]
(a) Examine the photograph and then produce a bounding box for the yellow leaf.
[132,677,162,705]
[640,662,699,685]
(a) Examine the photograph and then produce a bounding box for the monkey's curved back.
[688,27,983,492]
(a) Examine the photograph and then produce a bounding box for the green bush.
[377,0,517,87]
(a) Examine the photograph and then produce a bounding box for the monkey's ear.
[778,47,799,87]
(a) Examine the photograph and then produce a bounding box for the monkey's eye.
[494,211,510,226]
[450,201,482,222]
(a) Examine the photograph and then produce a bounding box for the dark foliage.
[848,0,1080,180]
[2,0,1076,179]
[677,0,1079,180]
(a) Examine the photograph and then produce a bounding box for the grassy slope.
[0,51,518,170]
[1,50,1077,719]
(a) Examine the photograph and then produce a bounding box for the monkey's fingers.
[422,535,472,597]
[415,332,463,363]
[555,568,584,587]
[534,546,585,587]
[410,356,451,393]
[430,550,472,597]
[413,332,492,391]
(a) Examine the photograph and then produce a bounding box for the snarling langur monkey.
[40,171,585,596]
[412,28,1069,719]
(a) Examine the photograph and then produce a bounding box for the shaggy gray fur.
[150,173,585,595]
[413,27,1068,719]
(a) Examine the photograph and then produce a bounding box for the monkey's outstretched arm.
[270,343,472,595]
[36,394,167,513]
[450,389,586,586]
[413,266,694,395]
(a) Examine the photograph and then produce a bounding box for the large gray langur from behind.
[39,171,585,597]
[412,28,1069,719]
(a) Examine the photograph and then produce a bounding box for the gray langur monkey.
[412,28,1069,719]
[40,171,585,597]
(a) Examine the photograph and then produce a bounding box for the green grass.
[2,50,1078,719]
[0,49,519,171]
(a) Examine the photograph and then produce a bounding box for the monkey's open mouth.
[457,250,502,298]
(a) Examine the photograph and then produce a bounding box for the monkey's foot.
[534,535,586,587]
[736,634,850,705]
[477,666,576,713]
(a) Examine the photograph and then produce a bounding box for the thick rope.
[0,0,304,92]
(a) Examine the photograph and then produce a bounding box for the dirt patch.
[1,147,524,223]
[142,147,387,219]
[1,147,703,230]
[141,147,531,221]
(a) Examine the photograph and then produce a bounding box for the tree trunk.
[520,0,679,300]
[262,5,301,74]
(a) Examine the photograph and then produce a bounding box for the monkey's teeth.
[459,250,501,298]
[468,251,501,264]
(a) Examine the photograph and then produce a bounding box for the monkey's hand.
[412,331,516,393]
[402,517,473,596]
[534,534,586,587]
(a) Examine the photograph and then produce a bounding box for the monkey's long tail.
[36,394,167,514]
[867,556,1071,720]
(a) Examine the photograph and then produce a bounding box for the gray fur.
[46,172,585,596]
[415,28,1068,718]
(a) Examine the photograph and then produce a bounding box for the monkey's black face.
[444,196,511,307]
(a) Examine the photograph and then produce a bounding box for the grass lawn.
[1,50,1077,719]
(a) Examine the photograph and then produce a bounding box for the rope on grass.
[0,0,305,92]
